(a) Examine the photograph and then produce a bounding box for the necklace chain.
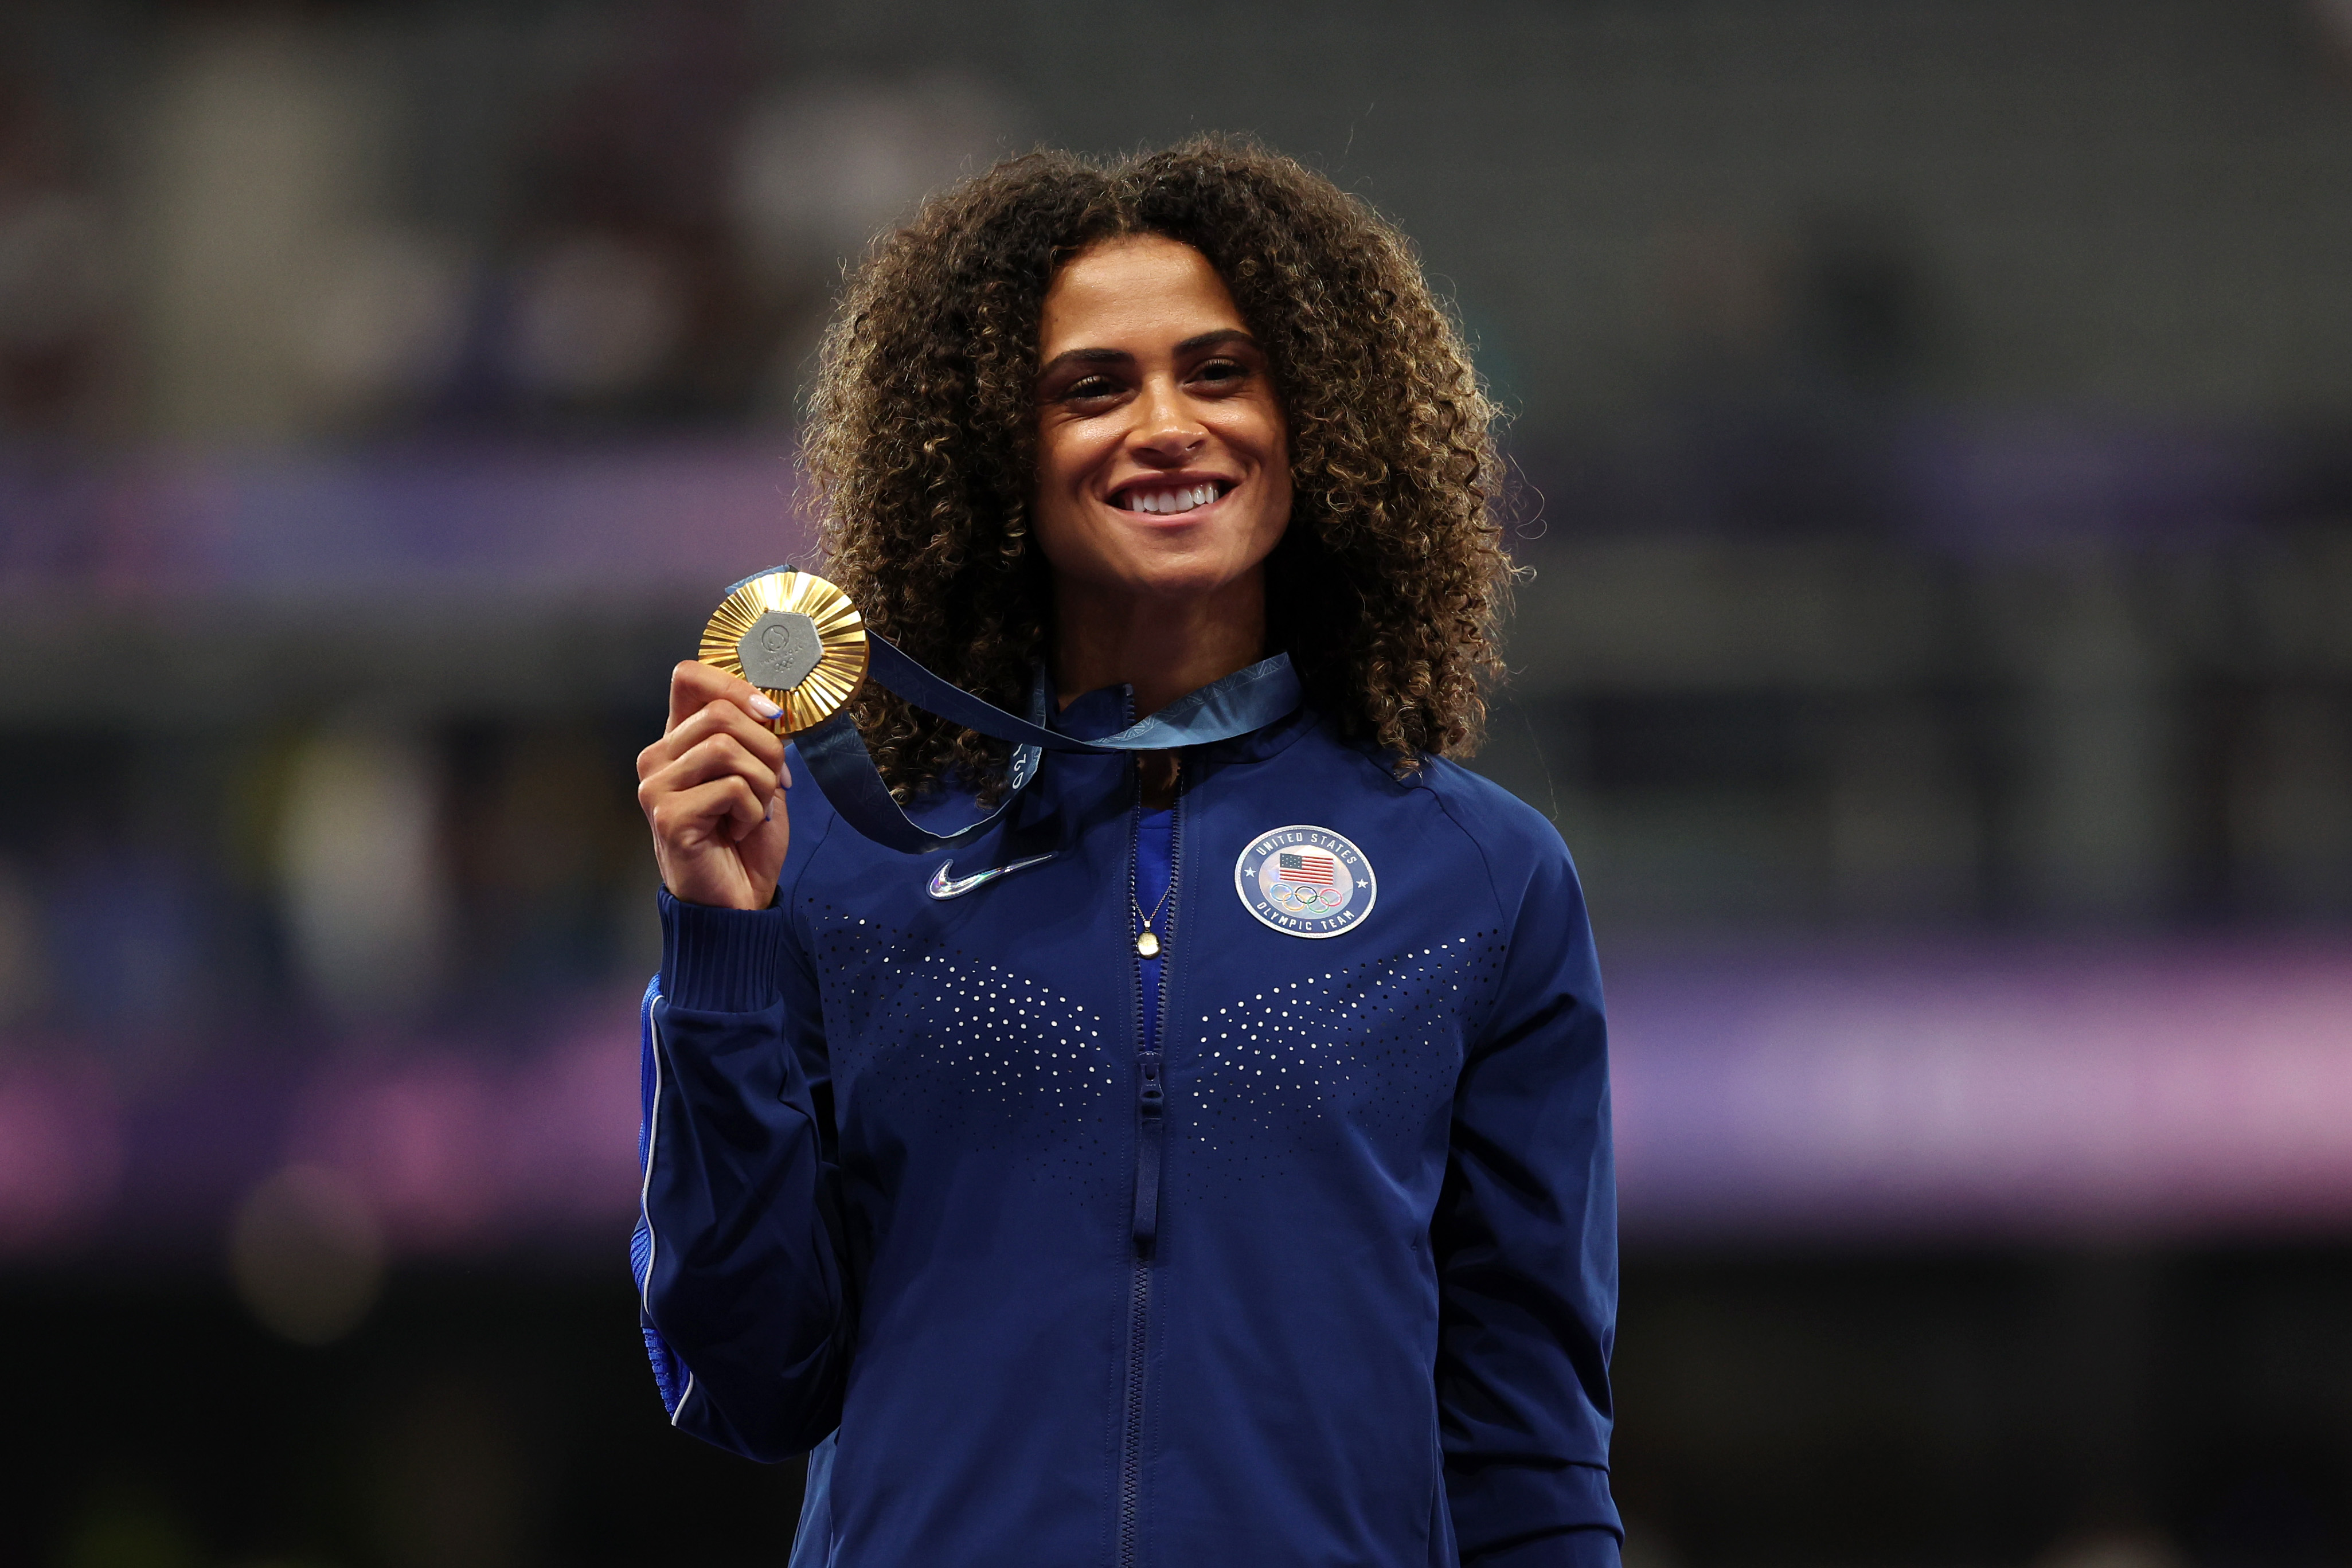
[1134,756,1177,955]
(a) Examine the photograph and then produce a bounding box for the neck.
[1052,572,1267,718]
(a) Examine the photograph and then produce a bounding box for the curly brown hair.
[803,135,1510,802]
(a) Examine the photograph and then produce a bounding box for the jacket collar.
[1046,668,1314,763]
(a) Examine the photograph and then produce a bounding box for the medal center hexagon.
[738,610,824,691]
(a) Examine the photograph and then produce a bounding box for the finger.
[736,785,790,848]
[694,698,788,769]
[667,660,784,736]
[648,775,768,850]
[645,732,780,805]
[721,779,771,840]
[641,698,787,783]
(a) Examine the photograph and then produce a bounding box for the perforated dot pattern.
[812,908,1121,1202]
[1180,932,1508,1192]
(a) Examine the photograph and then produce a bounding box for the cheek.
[1233,398,1287,484]
[1029,427,1095,532]
[1029,492,1094,577]
[1027,443,1100,577]
[1033,421,1085,495]
[1252,475,1294,556]
[1240,405,1292,527]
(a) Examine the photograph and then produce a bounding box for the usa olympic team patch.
[1234,825,1376,939]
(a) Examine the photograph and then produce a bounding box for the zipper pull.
[1131,1051,1165,1253]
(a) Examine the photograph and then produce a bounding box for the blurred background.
[3,1,2350,1563]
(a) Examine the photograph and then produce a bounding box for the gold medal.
[700,568,869,735]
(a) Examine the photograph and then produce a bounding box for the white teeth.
[1122,484,1221,514]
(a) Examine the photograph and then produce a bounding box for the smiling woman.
[806,140,1511,811]
[1030,237,1293,718]
[630,138,1622,1568]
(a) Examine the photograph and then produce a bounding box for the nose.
[1128,374,1206,464]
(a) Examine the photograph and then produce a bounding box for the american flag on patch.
[1279,851,1336,886]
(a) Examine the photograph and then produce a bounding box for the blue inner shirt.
[1136,803,1174,1053]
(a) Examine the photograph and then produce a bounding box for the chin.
[1042,510,1285,606]
[1115,544,1268,597]
[1084,569,1234,604]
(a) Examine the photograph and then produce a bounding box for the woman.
[633,139,1620,1567]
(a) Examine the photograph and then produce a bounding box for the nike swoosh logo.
[927,852,1060,900]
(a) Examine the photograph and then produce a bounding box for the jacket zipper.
[1118,754,1181,1568]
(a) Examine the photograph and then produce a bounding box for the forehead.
[1038,234,1245,351]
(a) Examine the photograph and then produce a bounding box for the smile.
[1110,479,1234,515]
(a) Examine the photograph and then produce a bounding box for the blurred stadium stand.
[4,1,2351,1563]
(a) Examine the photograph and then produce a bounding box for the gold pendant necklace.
[1134,757,1176,959]
[1134,874,1172,959]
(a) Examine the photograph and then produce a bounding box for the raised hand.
[637,661,794,910]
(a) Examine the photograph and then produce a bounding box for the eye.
[1191,357,1249,388]
[1061,374,1123,403]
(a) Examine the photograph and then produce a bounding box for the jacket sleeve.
[1433,836,1622,1566]
[630,885,848,1462]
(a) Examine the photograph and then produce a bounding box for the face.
[1030,234,1291,609]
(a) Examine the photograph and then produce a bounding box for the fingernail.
[746,691,783,720]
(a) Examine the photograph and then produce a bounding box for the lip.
[1102,470,1239,519]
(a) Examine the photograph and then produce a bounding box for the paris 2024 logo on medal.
[1234,825,1376,939]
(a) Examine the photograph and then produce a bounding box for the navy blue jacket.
[634,687,1621,1566]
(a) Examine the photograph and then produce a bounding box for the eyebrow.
[1037,329,1258,378]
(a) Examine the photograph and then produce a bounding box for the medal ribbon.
[759,568,1302,855]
